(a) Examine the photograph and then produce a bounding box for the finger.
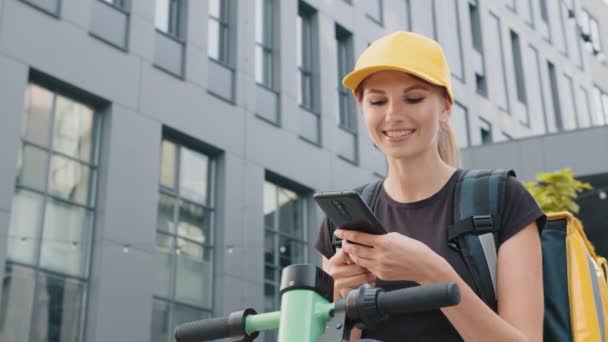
[343,241,375,260]
[348,253,374,271]
[335,229,378,247]
[335,272,376,290]
[331,263,370,279]
[329,248,349,265]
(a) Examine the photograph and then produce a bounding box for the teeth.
[385,130,415,137]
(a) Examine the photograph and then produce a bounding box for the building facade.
[0,0,606,341]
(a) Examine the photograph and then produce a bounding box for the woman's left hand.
[336,229,447,284]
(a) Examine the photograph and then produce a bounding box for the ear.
[439,98,452,123]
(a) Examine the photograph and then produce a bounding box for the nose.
[384,97,403,122]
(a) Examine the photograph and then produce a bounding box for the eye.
[369,99,386,106]
[406,97,424,104]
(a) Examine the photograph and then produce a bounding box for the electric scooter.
[174,264,461,342]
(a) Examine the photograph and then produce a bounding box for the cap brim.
[342,65,453,103]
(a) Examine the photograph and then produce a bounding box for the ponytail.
[438,122,460,168]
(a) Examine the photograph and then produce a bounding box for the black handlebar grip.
[377,282,460,316]
[174,317,230,342]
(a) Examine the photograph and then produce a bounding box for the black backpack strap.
[331,180,384,249]
[354,180,384,209]
[448,169,515,311]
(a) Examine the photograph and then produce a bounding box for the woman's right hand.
[325,248,376,300]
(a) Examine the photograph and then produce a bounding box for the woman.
[314,31,545,341]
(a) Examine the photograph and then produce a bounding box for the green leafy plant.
[523,168,593,214]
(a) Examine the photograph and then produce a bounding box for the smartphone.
[313,191,386,247]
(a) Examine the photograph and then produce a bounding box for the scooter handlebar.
[377,282,461,316]
[174,317,230,342]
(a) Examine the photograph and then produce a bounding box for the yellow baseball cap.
[342,31,453,103]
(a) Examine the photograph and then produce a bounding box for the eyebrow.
[365,85,429,95]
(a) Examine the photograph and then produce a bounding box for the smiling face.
[359,70,452,161]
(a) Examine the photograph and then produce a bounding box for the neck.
[384,149,457,203]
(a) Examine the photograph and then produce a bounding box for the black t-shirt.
[314,169,546,341]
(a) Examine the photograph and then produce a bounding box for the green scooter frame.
[175,264,460,342]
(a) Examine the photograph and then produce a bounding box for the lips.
[382,129,416,139]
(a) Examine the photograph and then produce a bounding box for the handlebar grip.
[377,282,460,316]
[174,317,230,342]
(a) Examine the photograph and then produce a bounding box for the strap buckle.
[473,215,494,232]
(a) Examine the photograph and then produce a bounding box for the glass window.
[255,0,275,88]
[0,265,36,342]
[540,0,549,22]
[602,92,608,125]
[411,0,435,39]
[208,0,230,63]
[436,0,464,80]
[592,86,605,126]
[336,25,356,132]
[155,0,184,39]
[590,18,602,53]
[469,1,487,97]
[366,0,383,24]
[16,144,48,191]
[22,84,53,147]
[297,2,317,111]
[578,87,592,128]
[102,0,125,8]
[451,102,470,147]
[547,62,564,130]
[40,198,93,277]
[31,272,85,342]
[488,13,510,112]
[562,74,578,129]
[404,0,411,31]
[263,180,308,312]
[152,137,215,342]
[556,2,569,55]
[524,0,535,26]
[479,118,493,144]
[510,30,527,105]
[53,95,95,162]
[580,10,591,49]
[527,44,549,133]
[2,83,100,342]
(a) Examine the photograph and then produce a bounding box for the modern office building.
[0,0,606,341]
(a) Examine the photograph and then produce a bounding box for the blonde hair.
[356,75,460,168]
[438,121,460,168]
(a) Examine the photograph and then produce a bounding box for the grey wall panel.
[463,126,608,181]
[138,62,246,156]
[185,44,208,89]
[465,142,522,172]
[20,0,59,16]
[154,32,184,77]
[541,128,608,177]
[87,104,160,342]
[298,108,320,144]
[128,0,156,62]
[255,86,279,124]
[62,0,91,28]
[335,128,356,162]
[246,114,333,190]
[207,59,234,101]
[214,275,263,316]
[90,1,129,49]
[513,139,545,181]
[0,0,141,110]
[0,56,27,212]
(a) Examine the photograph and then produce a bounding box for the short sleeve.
[314,217,336,260]
[499,176,547,246]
